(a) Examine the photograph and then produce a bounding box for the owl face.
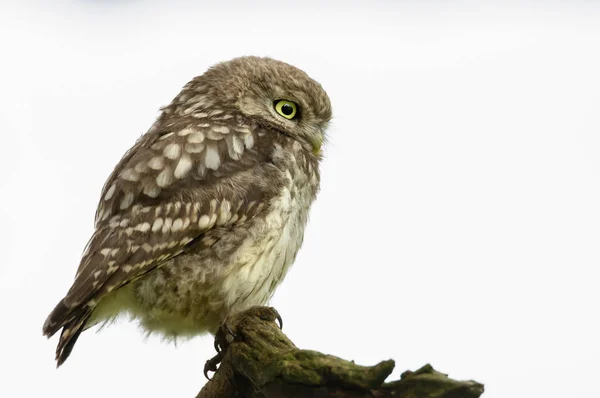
[193,56,332,155]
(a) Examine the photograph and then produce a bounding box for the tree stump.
[197,306,484,398]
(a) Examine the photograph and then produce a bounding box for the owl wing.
[43,113,278,365]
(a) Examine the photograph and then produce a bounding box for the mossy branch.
[196,306,484,398]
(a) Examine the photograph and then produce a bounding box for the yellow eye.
[274,100,298,120]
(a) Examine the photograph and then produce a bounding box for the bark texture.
[197,306,484,398]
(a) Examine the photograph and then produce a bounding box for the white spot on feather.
[217,200,231,225]
[151,142,164,151]
[156,167,174,188]
[135,222,151,232]
[172,218,183,232]
[158,132,174,140]
[232,135,244,154]
[185,142,205,153]
[198,215,210,229]
[174,154,193,179]
[244,134,255,150]
[180,237,193,246]
[190,203,200,222]
[144,184,161,198]
[178,128,195,137]
[205,145,220,170]
[152,218,164,232]
[97,208,105,223]
[163,143,181,160]
[187,132,205,144]
[173,201,182,213]
[162,218,172,234]
[226,135,243,160]
[121,168,139,182]
[135,161,149,173]
[212,125,229,135]
[148,156,165,170]
[120,192,134,209]
[235,126,251,134]
[104,184,116,201]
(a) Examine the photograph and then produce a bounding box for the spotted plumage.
[42,56,331,366]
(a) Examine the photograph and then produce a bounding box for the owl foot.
[204,322,237,380]
[203,308,283,380]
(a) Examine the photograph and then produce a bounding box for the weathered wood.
[197,306,484,398]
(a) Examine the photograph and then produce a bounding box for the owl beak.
[310,131,324,155]
[312,140,322,155]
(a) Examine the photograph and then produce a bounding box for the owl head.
[174,56,332,156]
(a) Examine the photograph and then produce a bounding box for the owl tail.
[43,299,72,338]
[55,310,92,367]
[43,299,92,367]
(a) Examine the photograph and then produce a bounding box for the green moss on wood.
[197,307,484,398]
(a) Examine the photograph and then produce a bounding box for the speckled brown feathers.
[43,56,331,366]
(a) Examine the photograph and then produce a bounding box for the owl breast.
[108,140,320,337]
[220,172,311,313]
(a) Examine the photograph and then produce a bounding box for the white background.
[1,1,599,397]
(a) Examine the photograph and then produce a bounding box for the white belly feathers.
[221,180,309,313]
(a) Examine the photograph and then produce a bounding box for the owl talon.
[223,322,236,339]
[206,322,236,380]
[272,308,283,330]
[203,351,225,380]
[214,322,236,353]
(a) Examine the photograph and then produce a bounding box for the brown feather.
[55,308,92,367]
[43,300,72,337]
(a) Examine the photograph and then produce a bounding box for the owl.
[42,56,332,366]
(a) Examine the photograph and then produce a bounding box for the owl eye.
[274,100,298,120]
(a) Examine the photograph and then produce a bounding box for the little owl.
[42,56,332,367]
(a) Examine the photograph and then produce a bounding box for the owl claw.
[223,322,236,339]
[205,322,237,380]
[203,351,224,380]
[204,311,281,380]
[214,321,236,353]
[272,307,283,330]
